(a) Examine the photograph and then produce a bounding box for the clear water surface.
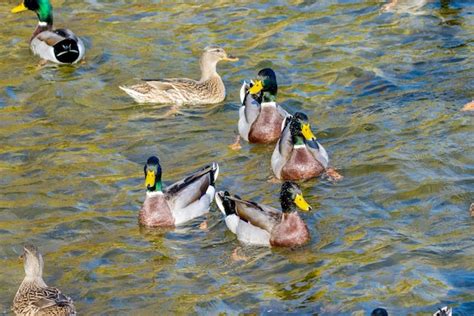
[0,0,473,315]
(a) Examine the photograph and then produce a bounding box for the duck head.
[280,181,312,212]
[289,112,317,145]
[12,0,53,26]
[20,244,44,279]
[248,68,278,103]
[144,156,163,192]
[371,308,388,316]
[200,46,238,81]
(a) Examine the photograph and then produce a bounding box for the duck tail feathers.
[215,191,236,217]
[210,162,219,186]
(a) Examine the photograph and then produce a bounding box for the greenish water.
[0,0,473,315]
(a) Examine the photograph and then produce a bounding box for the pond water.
[0,0,473,315]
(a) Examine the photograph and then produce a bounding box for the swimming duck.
[237,68,290,144]
[120,46,238,105]
[12,245,76,316]
[372,308,388,316]
[215,182,311,247]
[140,156,219,227]
[271,112,330,181]
[11,0,85,64]
[433,306,452,316]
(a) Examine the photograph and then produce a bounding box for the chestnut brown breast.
[281,147,325,180]
[248,106,284,144]
[139,194,175,227]
[270,212,310,247]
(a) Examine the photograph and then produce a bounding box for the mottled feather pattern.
[121,75,225,105]
[13,282,75,316]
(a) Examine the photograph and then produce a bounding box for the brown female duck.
[12,245,76,316]
[120,46,238,105]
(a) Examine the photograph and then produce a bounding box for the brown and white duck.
[271,112,330,181]
[11,0,85,64]
[139,156,219,227]
[237,68,290,144]
[215,182,312,247]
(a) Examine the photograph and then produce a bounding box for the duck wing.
[143,78,201,91]
[33,29,83,64]
[30,287,74,311]
[225,195,282,233]
[306,139,329,168]
[271,118,293,177]
[165,163,218,210]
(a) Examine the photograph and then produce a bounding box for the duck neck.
[292,135,305,146]
[148,180,162,193]
[199,56,218,82]
[37,1,54,27]
[21,275,47,288]
[262,92,276,103]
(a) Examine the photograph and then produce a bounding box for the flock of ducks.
[8,0,455,315]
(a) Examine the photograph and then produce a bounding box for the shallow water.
[0,0,473,315]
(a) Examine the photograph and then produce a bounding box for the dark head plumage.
[371,308,389,316]
[144,156,162,191]
[280,182,312,212]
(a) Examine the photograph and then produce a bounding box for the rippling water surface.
[0,0,473,315]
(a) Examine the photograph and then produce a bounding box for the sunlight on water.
[0,0,473,315]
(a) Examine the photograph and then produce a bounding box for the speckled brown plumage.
[12,245,75,316]
[120,46,237,105]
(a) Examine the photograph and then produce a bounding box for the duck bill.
[223,55,239,62]
[294,194,312,211]
[248,80,263,94]
[12,2,28,13]
[145,170,155,189]
[302,123,316,141]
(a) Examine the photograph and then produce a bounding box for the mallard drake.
[237,68,290,144]
[120,46,238,105]
[11,0,85,64]
[433,306,452,316]
[371,308,388,316]
[12,245,76,316]
[271,112,330,181]
[215,182,312,247]
[140,156,219,227]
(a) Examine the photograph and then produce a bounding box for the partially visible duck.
[371,308,388,316]
[215,182,312,247]
[139,156,219,227]
[433,306,452,316]
[120,46,238,105]
[271,112,331,181]
[236,68,290,145]
[11,0,85,64]
[12,244,76,316]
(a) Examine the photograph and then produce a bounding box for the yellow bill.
[249,80,263,94]
[301,123,316,140]
[145,169,155,188]
[294,193,312,211]
[12,2,28,13]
